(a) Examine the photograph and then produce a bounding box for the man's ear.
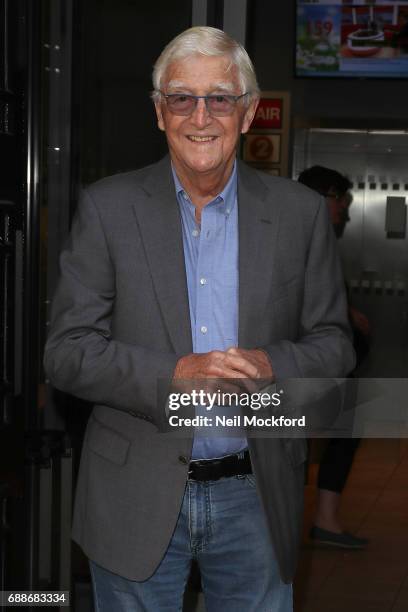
[241,96,259,134]
[154,100,165,132]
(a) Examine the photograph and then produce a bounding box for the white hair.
[152,26,260,103]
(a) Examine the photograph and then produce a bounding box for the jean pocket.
[245,474,257,488]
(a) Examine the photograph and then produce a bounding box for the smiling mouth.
[187,135,217,142]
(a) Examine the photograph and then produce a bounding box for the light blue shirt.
[173,163,247,459]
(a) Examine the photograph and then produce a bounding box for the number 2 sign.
[244,135,281,164]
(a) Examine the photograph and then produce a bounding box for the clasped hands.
[173,347,274,399]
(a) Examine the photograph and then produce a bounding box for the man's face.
[154,54,258,181]
[326,192,352,238]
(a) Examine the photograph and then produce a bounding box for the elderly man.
[44,27,354,611]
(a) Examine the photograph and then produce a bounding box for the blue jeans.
[90,475,292,611]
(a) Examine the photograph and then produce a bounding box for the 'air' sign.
[251,99,282,129]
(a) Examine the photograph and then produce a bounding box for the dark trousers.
[317,438,360,493]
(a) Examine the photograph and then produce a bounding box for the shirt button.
[178,455,188,465]
[192,229,199,237]
[200,326,208,334]
[200,278,207,285]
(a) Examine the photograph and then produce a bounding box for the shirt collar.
[171,161,237,212]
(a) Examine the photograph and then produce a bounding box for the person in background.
[298,165,370,549]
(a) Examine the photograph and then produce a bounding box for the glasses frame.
[157,91,249,116]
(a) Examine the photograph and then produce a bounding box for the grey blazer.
[44,156,355,584]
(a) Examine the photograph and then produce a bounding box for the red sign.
[251,98,282,129]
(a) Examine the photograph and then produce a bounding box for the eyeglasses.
[323,191,352,203]
[323,191,342,200]
[158,91,249,117]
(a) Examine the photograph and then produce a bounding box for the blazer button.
[178,455,188,465]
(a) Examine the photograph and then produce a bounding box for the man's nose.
[190,98,212,127]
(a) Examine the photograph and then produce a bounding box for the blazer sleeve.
[43,188,178,430]
[262,195,355,380]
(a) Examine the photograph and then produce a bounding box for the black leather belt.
[188,450,252,481]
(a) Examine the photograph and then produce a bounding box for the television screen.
[296,1,408,78]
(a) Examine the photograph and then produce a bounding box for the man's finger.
[224,353,260,378]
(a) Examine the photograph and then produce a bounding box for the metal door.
[293,128,408,377]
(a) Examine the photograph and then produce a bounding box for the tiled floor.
[294,439,408,612]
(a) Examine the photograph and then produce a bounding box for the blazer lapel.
[237,161,283,347]
[132,157,193,356]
